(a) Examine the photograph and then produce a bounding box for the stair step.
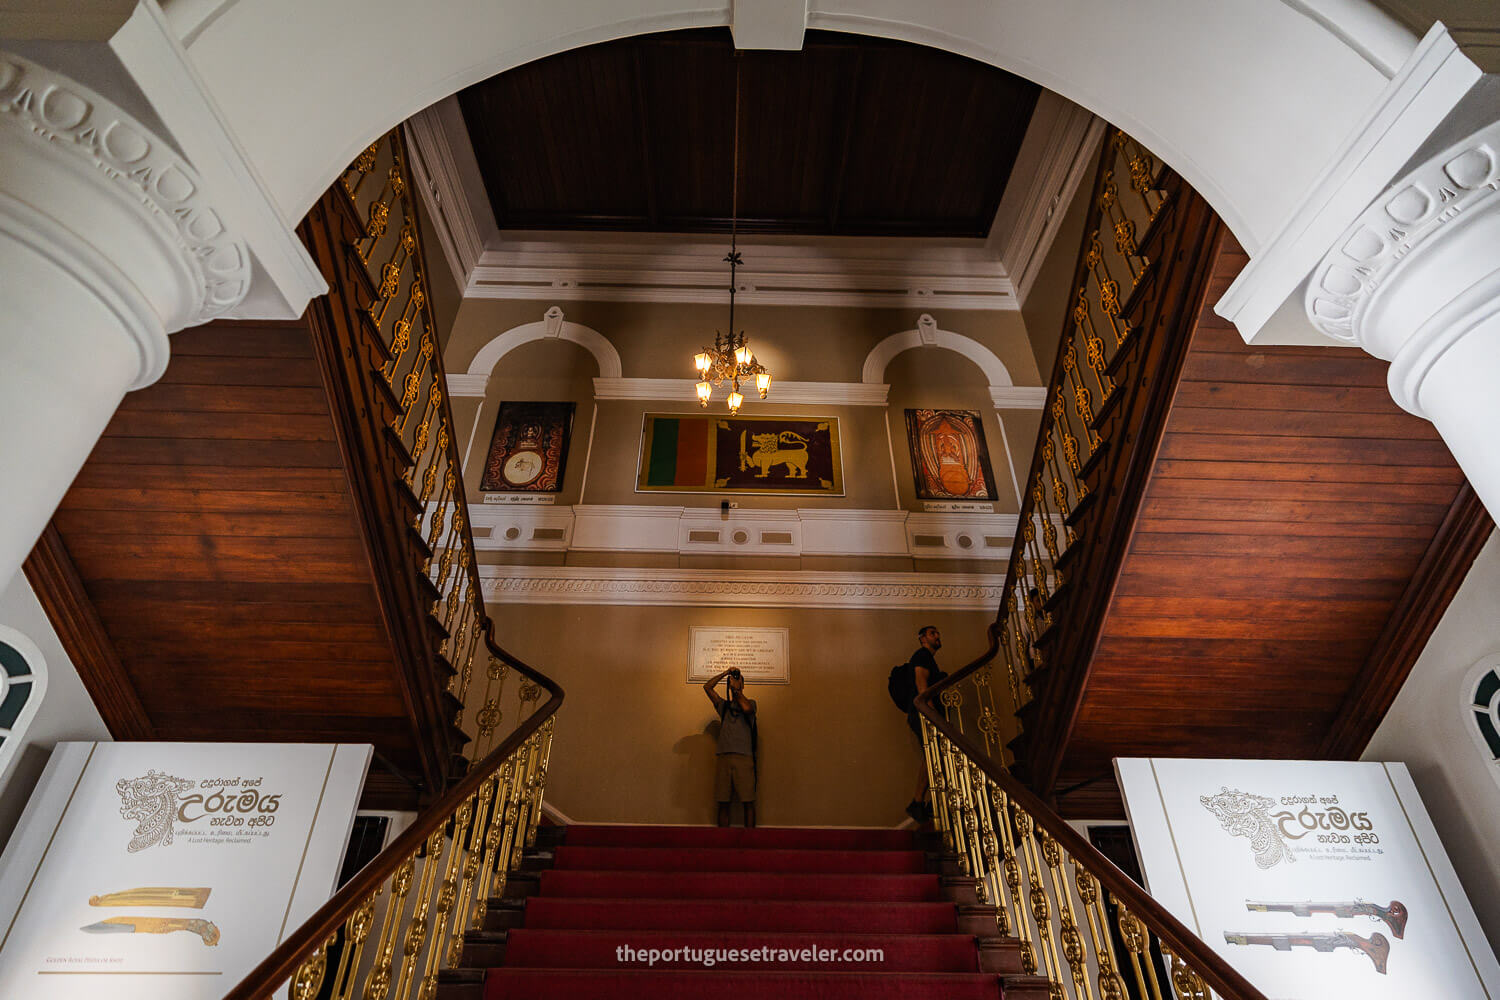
[502,898,964,934]
[560,824,917,851]
[480,969,1008,999]
[552,846,927,874]
[484,928,988,972]
[534,869,944,902]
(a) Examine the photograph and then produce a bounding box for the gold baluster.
[392,829,447,1000]
[1115,899,1166,1000]
[416,428,450,507]
[362,854,416,1000]
[993,788,1036,976]
[344,141,381,198]
[1074,866,1128,1000]
[291,934,334,1000]
[1040,835,1095,1000]
[1160,945,1211,1000]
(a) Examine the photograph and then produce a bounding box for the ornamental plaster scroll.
[1305,120,1500,348]
[0,53,250,344]
[862,314,1016,388]
[465,306,623,381]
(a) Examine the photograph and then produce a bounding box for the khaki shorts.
[715,753,756,802]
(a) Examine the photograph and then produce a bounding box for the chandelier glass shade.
[694,324,769,415]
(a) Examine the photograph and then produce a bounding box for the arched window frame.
[1462,652,1500,795]
[0,626,48,779]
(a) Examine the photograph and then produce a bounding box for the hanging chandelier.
[693,60,769,415]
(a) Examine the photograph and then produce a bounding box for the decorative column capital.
[0,50,252,386]
[1304,120,1500,416]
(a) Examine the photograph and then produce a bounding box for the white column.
[0,51,252,583]
[1305,121,1500,515]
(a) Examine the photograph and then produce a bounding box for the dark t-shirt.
[910,646,939,685]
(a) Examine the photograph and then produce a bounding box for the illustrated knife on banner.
[80,916,221,946]
[88,887,211,909]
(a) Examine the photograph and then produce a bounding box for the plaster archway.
[167,0,1417,256]
[466,306,622,380]
[863,315,1013,389]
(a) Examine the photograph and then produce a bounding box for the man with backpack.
[887,625,946,824]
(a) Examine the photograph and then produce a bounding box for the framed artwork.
[478,401,575,492]
[636,413,844,496]
[904,408,998,500]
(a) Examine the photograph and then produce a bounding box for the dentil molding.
[0,51,251,384]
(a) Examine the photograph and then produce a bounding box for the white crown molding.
[1216,23,1486,345]
[107,3,324,320]
[592,377,891,407]
[989,92,1106,305]
[477,564,1006,610]
[465,233,1018,311]
[989,386,1049,409]
[405,98,488,292]
[466,503,1014,562]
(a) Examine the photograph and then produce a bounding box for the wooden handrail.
[915,630,1267,1000]
[220,619,562,1000]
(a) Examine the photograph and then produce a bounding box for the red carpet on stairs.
[482,823,1020,999]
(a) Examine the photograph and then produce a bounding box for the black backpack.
[888,661,917,712]
[887,659,948,713]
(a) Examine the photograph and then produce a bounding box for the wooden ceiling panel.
[457,29,1038,236]
[1045,235,1490,813]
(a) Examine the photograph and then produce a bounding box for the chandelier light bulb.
[696,381,712,405]
[756,372,771,397]
[735,344,752,366]
[727,390,744,414]
[694,351,711,373]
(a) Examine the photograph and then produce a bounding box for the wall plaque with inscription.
[687,627,790,685]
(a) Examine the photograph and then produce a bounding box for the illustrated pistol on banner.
[1246,899,1407,939]
[80,916,221,946]
[88,887,211,909]
[1224,931,1389,974]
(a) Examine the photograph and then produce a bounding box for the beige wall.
[447,298,1042,518]
[489,601,999,827]
[1365,531,1500,953]
[1019,165,1094,382]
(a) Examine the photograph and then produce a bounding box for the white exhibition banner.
[0,741,372,1000]
[1117,758,1500,1000]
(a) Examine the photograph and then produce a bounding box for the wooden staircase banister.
[915,630,1269,1000]
[221,619,562,1000]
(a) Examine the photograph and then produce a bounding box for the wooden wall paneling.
[22,525,154,739]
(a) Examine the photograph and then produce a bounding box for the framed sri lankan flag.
[636,413,844,496]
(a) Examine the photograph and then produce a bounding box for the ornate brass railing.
[946,130,1173,764]
[916,630,1267,1000]
[222,630,561,1000]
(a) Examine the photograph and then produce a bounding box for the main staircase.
[440,824,1049,1000]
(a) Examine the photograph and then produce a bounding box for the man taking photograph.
[703,667,757,827]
